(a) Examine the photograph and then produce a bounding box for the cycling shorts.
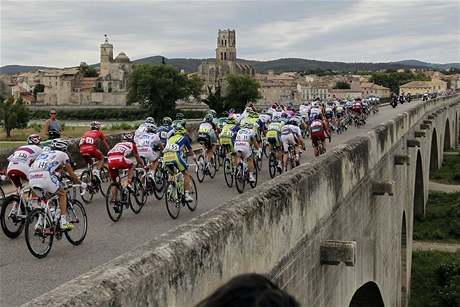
[280,134,297,152]
[138,146,159,162]
[220,137,234,152]
[29,171,61,196]
[266,130,281,147]
[7,163,29,188]
[311,132,326,146]
[80,145,103,164]
[234,141,253,160]
[107,155,133,181]
[163,151,188,173]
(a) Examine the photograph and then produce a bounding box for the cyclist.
[234,122,260,183]
[79,121,110,181]
[172,113,187,129]
[28,140,87,230]
[107,132,146,197]
[324,101,335,132]
[241,110,264,150]
[163,126,197,202]
[335,101,347,131]
[7,134,43,210]
[219,115,240,163]
[134,116,156,143]
[197,114,219,169]
[157,117,175,147]
[135,124,163,180]
[266,116,285,172]
[310,114,331,157]
[280,116,304,171]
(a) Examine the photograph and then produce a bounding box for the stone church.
[198,29,255,94]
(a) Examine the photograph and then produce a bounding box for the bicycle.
[317,137,326,156]
[24,182,87,258]
[222,145,235,187]
[234,151,258,194]
[79,154,110,204]
[105,168,144,222]
[268,145,283,178]
[0,185,33,238]
[196,143,218,183]
[164,162,198,219]
[0,170,6,205]
[286,144,300,171]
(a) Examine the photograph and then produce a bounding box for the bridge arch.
[401,211,408,306]
[414,150,425,219]
[430,127,439,172]
[349,281,384,307]
[444,118,451,150]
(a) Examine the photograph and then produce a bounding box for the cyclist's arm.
[64,163,83,184]
[102,139,110,152]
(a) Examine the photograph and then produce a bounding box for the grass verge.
[413,191,460,242]
[409,250,460,307]
[430,152,460,185]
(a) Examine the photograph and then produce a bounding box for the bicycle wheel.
[79,170,94,204]
[0,195,25,239]
[153,166,167,200]
[217,146,225,167]
[223,158,234,187]
[165,182,180,219]
[0,186,5,205]
[65,199,87,245]
[196,155,205,183]
[208,154,217,178]
[256,154,262,171]
[186,176,198,211]
[105,183,123,221]
[268,152,277,179]
[25,208,53,258]
[235,163,245,194]
[99,166,110,198]
[250,162,258,188]
[214,152,221,172]
[130,177,146,213]
[263,141,269,158]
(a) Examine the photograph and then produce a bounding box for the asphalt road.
[0,101,420,306]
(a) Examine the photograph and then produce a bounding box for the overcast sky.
[1,0,459,68]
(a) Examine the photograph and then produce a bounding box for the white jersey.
[233,113,244,124]
[258,114,271,124]
[235,128,256,143]
[299,105,310,117]
[30,150,70,173]
[310,107,322,116]
[134,123,150,142]
[281,124,301,136]
[8,145,43,165]
[272,111,283,119]
[136,132,160,149]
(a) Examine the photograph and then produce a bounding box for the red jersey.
[79,130,105,147]
[108,142,138,157]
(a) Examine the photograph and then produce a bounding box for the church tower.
[215,29,236,62]
[100,34,113,77]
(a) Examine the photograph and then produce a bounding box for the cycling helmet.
[122,132,135,142]
[175,113,184,120]
[249,111,258,118]
[290,116,301,126]
[281,112,289,118]
[146,124,157,133]
[222,110,229,117]
[91,121,101,130]
[204,114,213,123]
[162,117,172,126]
[244,122,253,129]
[209,109,217,117]
[52,139,69,151]
[146,117,155,124]
[276,106,283,112]
[226,116,236,125]
[174,126,186,136]
[314,114,323,120]
[229,108,235,114]
[28,134,41,145]
[48,128,61,140]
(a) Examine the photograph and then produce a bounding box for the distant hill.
[1,58,459,75]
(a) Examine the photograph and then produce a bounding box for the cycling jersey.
[163,135,193,172]
[234,128,256,160]
[197,122,218,146]
[219,123,240,151]
[310,120,328,146]
[157,125,174,146]
[136,132,161,162]
[7,145,43,187]
[79,130,106,163]
[29,150,70,194]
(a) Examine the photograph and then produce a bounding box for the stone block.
[414,131,426,138]
[437,109,443,114]
[427,115,435,119]
[372,180,395,196]
[394,154,410,165]
[420,124,430,130]
[423,120,432,125]
[407,140,420,147]
[320,240,356,267]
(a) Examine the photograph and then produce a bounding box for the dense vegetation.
[410,251,460,307]
[429,152,460,185]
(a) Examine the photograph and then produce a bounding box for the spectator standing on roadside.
[43,108,62,140]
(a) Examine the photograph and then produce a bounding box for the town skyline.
[1,0,459,68]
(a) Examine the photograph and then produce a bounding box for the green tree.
[203,84,225,115]
[126,64,190,119]
[185,74,204,102]
[77,62,98,77]
[0,96,30,137]
[225,74,261,111]
[370,71,430,93]
[33,84,45,101]
[335,81,351,89]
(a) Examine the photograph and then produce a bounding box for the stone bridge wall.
[20,96,460,307]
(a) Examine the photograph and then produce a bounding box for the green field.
[430,152,460,185]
